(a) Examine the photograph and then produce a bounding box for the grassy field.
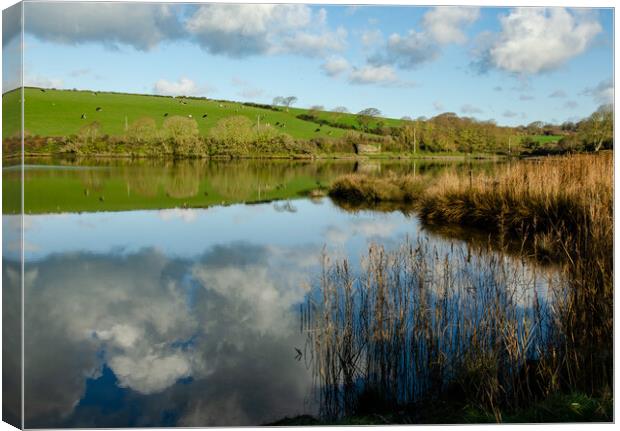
[526,134,563,144]
[2,87,402,140]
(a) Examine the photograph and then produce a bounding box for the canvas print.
[1,1,614,428]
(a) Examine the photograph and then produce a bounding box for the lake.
[3,158,554,427]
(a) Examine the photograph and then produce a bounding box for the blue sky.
[3,2,614,126]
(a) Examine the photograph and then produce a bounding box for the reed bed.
[302,240,559,420]
[314,153,613,421]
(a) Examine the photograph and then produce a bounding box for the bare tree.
[357,107,382,117]
[273,96,298,111]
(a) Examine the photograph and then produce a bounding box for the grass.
[3,87,404,140]
[526,135,564,144]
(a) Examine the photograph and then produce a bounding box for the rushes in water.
[303,239,560,420]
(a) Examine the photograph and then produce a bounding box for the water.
[3,158,547,427]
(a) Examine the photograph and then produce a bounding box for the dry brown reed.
[315,153,613,421]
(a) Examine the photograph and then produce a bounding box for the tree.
[332,106,349,113]
[273,96,297,110]
[209,116,255,155]
[356,108,381,132]
[163,116,203,157]
[282,96,297,110]
[357,107,382,117]
[126,117,157,147]
[579,105,613,151]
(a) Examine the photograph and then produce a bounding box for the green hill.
[3,87,401,140]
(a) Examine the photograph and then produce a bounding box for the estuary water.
[2,158,552,427]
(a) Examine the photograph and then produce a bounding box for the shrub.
[126,117,158,148]
[163,115,204,158]
[208,116,255,156]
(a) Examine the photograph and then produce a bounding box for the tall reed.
[303,239,561,420]
[315,153,613,420]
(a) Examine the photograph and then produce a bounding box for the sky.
[1,2,615,126]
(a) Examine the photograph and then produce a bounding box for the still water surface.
[3,158,548,427]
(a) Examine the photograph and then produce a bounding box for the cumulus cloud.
[321,56,350,77]
[461,104,483,114]
[371,30,438,69]
[348,65,398,85]
[479,8,602,74]
[278,27,347,57]
[185,4,343,58]
[361,29,383,47]
[153,77,203,96]
[23,2,184,50]
[582,78,613,105]
[370,7,479,69]
[422,7,480,44]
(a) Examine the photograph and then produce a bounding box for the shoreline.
[2,152,507,162]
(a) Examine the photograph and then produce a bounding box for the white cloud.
[321,56,350,77]
[433,101,444,111]
[582,78,613,105]
[279,27,347,57]
[24,2,183,51]
[349,65,398,85]
[487,8,602,74]
[24,72,63,89]
[361,29,383,47]
[185,4,342,58]
[370,7,479,69]
[153,77,203,96]
[422,7,480,44]
[371,30,438,69]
